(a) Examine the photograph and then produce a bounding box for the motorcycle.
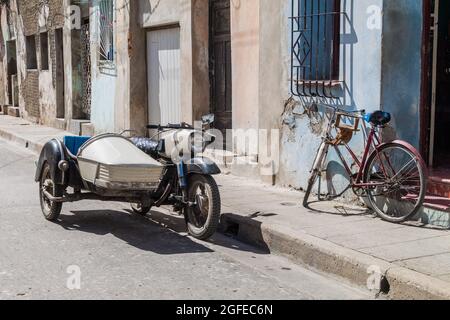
[35,115,221,240]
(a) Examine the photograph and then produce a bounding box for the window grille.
[99,0,114,63]
[290,0,342,98]
[7,9,15,39]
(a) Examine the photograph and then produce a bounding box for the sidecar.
[35,134,164,221]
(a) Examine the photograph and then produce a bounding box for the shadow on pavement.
[56,208,266,255]
[58,209,213,255]
[304,200,372,217]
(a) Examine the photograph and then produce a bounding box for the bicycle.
[302,104,428,223]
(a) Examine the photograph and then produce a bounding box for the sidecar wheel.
[185,174,221,240]
[39,163,63,221]
[130,203,152,216]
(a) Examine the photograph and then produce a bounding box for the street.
[0,138,371,300]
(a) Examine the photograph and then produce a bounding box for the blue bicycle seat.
[63,136,91,156]
[364,111,391,127]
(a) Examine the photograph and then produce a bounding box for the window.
[26,35,38,69]
[290,0,341,97]
[40,32,49,71]
[99,0,114,63]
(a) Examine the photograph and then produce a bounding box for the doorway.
[147,27,181,126]
[6,40,17,106]
[55,28,65,119]
[209,0,232,140]
[428,0,450,168]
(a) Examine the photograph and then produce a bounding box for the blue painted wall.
[381,0,423,149]
[280,0,425,198]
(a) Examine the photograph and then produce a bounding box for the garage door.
[147,28,181,126]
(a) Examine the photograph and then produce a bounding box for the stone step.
[6,106,20,117]
[428,169,450,199]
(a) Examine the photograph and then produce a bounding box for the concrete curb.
[220,213,450,300]
[0,127,45,154]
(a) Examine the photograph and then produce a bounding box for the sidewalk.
[1,113,450,299]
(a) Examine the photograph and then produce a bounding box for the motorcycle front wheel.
[185,174,221,240]
[130,203,152,216]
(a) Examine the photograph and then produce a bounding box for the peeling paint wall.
[272,0,424,200]
[277,0,385,198]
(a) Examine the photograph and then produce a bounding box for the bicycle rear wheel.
[303,141,328,207]
[364,142,427,223]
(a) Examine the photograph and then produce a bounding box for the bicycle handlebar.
[306,104,366,118]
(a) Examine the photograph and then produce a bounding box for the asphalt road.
[0,138,372,300]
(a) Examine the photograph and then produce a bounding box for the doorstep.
[7,106,20,117]
[428,168,450,199]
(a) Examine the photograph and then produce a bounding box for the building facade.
[0,0,448,198]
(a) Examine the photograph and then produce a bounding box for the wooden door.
[210,0,232,138]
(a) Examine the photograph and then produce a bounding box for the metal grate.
[81,22,92,117]
[99,0,114,62]
[290,0,342,98]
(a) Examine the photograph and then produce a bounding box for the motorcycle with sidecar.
[35,115,221,240]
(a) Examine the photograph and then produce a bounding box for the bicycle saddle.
[364,111,391,127]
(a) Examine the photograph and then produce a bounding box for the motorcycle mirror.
[201,114,215,125]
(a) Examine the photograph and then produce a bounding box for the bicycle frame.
[332,127,383,188]
[314,109,390,200]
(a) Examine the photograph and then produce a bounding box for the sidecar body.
[35,134,164,197]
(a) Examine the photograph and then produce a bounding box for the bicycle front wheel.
[364,142,427,223]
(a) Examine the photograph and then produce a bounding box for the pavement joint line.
[393,252,450,264]
[355,234,450,252]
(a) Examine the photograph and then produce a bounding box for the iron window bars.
[99,0,114,62]
[290,0,342,98]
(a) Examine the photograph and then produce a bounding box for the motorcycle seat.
[131,137,161,158]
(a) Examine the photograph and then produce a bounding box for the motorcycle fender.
[185,157,221,175]
[35,139,68,185]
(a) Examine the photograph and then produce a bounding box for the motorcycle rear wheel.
[185,174,221,240]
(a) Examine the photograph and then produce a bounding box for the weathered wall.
[231,0,260,156]
[90,0,121,134]
[138,0,209,128]
[381,0,423,149]
[140,0,181,27]
[277,0,384,197]
[0,0,65,125]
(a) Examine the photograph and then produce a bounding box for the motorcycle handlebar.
[147,123,194,130]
